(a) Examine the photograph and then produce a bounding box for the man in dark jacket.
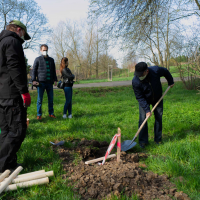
[0,20,31,172]
[32,44,57,120]
[132,62,174,148]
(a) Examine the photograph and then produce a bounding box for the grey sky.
[25,0,90,65]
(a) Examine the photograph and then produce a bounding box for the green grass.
[75,66,180,84]
[1,81,200,200]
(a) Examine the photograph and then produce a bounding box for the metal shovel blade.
[121,140,137,151]
[50,141,65,146]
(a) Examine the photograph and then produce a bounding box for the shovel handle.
[134,86,171,139]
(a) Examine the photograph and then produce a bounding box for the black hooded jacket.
[132,66,174,113]
[0,30,28,99]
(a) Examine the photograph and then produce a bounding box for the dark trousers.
[63,87,72,115]
[138,100,163,145]
[0,98,27,172]
[37,82,54,116]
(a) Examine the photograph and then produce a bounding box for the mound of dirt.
[55,139,190,200]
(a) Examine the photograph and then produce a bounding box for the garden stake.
[85,128,121,165]
[121,86,171,151]
[85,154,116,164]
[1,171,54,184]
[117,127,121,162]
[0,170,10,182]
[0,166,23,194]
[16,170,45,178]
[4,177,49,192]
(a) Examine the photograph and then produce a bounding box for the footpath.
[29,77,181,90]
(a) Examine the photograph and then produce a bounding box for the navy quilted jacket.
[32,56,57,84]
[132,66,174,113]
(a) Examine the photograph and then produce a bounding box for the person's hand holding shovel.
[146,112,152,118]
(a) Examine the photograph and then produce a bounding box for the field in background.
[75,66,180,84]
[1,82,200,200]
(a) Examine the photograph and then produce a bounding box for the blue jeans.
[138,100,163,145]
[37,82,54,116]
[63,87,72,115]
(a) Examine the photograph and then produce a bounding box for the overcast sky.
[24,0,90,65]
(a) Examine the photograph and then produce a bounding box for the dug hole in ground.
[53,139,190,200]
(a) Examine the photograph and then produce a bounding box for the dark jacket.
[132,66,174,113]
[61,67,74,87]
[0,30,28,99]
[32,56,57,84]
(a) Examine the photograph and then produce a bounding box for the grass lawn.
[1,82,200,200]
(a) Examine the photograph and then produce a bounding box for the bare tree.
[0,0,50,50]
[83,22,96,78]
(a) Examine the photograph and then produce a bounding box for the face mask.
[42,51,48,56]
[18,30,25,40]
[139,74,147,81]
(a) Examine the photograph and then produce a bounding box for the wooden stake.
[4,177,49,192]
[0,166,23,194]
[16,170,45,178]
[12,171,53,184]
[1,171,53,184]
[85,154,116,165]
[117,127,121,162]
[0,170,10,182]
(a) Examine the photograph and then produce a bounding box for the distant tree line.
[89,0,200,89]
[52,20,118,80]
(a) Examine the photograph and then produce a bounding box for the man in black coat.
[132,62,174,148]
[0,20,31,172]
[32,44,57,120]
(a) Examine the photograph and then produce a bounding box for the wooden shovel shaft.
[134,86,171,139]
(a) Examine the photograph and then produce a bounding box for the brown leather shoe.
[37,116,42,120]
[49,114,56,118]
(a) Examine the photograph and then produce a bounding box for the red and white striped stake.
[117,127,121,162]
[99,127,121,165]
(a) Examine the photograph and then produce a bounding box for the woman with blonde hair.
[60,57,74,119]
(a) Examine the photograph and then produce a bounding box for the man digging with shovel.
[132,62,174,149]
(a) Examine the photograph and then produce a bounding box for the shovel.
[50,141,65,146]
[121,86,171,151]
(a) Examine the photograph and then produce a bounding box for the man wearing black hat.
[0,20,31,172]
[132,62,174,148]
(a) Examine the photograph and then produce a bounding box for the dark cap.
[9,20,31,40]
[134,62,148,77]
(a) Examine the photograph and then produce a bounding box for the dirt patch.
[54,139,190,200]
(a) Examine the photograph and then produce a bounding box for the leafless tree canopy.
[0,0,51,49]
[52,20,118,80]
[89,0,167,41]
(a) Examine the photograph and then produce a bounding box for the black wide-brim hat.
[134,62,148,77]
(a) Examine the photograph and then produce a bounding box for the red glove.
[21,93,31,107]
